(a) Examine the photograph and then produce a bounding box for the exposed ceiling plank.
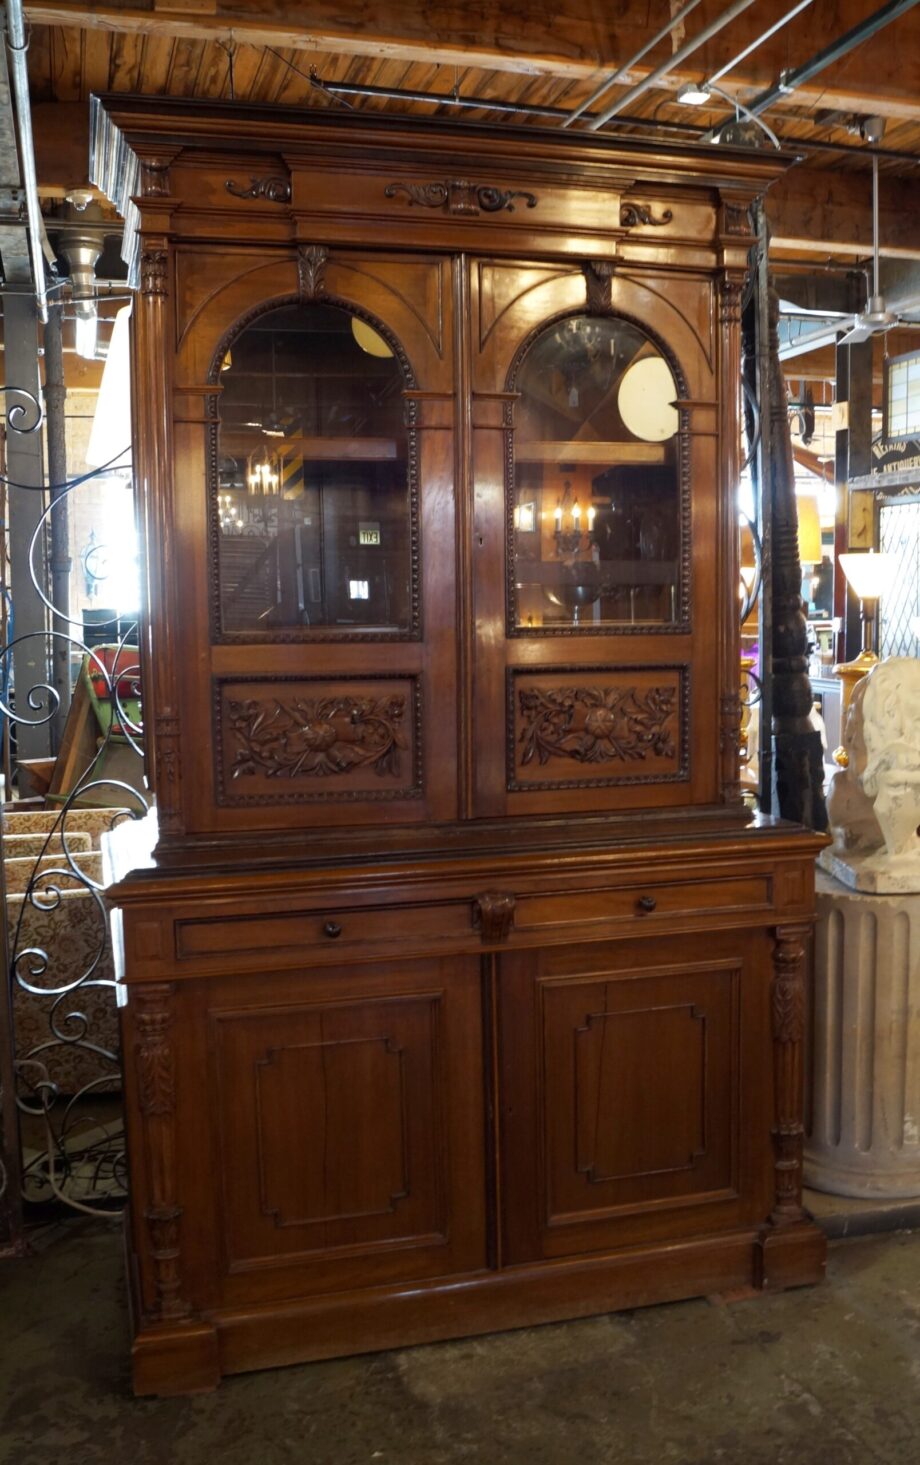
[21,0,920,120]
[767,166,920,260]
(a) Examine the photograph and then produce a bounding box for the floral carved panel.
[214,675,422,805]
[507,664,689,791]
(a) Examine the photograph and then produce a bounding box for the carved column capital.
[719,275,744,326]
[140,247,168,297]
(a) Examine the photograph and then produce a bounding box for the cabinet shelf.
[516,441,668,465]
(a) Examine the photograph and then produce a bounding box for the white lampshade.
[838,549,893,600]
[86,304,132,469]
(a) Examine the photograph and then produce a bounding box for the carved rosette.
[385,179,537,216]
[769,925,809,1227]
[298,244,328,301]
[133,984,189,1321]
[140,248,168,297]
[474,892,516,943]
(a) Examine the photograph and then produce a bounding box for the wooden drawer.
[175,899,474,963]
[513,874,771,934]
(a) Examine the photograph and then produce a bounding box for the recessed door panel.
[499,929,773,1262]
[207,954,486,1303]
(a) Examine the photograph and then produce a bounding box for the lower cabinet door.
[199,953,487,1306]
[498,929,774,1263]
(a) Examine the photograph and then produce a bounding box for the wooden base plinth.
[128,1221,827,1394]
[132,1319,221,1397]
[754,1221,828,1292]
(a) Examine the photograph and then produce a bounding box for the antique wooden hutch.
[93,95,826,1395]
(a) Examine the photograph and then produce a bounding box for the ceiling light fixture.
[677,82,712,105]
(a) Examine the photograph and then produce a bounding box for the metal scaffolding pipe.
[4,0,48,320]
[561,0,707,129]
[584,0,759,132]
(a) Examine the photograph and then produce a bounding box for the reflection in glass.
[511,315,681,630]
[215,303,411,634]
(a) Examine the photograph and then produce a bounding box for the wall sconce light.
[553,484,596,556]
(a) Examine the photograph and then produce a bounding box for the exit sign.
[359,523,381,546]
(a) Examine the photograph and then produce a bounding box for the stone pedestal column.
[806,870,920,1198]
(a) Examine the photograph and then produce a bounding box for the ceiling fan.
[838,154,901,346]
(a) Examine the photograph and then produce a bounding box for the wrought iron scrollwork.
[0,417,147,1217]
[3,388,43,435]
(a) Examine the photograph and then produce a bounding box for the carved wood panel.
[507,665,689,791]
[213,675,423,806]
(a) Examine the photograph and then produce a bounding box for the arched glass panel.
[510,314,681,630]
[214,302,413,635]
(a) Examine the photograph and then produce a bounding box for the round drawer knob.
[637,895,657,914]
[323,920,343,939]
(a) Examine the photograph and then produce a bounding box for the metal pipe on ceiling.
[4,0,49,320]
[561,0,707,130]
[309,74,920,166]
[705,0,815,90]
[743,0,920,118]
[583,0,759,132]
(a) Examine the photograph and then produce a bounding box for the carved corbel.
[297,244,328,301]
[584,260,616,314]
[474,892,516,943]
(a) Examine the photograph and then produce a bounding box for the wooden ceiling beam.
[21,0,920,119]
[767,167,920,261]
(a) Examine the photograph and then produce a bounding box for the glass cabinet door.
[469,259,718,819]
[192,256,458,835]
[215,303,414,637]
[510,315,681,633]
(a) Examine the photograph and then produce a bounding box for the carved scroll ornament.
[225,175,292,203]
[518,685,677,769]
[385,179,538,217]
[227,694,408,781]
[620,203,673,228]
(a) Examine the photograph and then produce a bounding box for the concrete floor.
[2,1223,920,1465]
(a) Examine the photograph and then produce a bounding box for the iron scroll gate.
[0,384,147,1225]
